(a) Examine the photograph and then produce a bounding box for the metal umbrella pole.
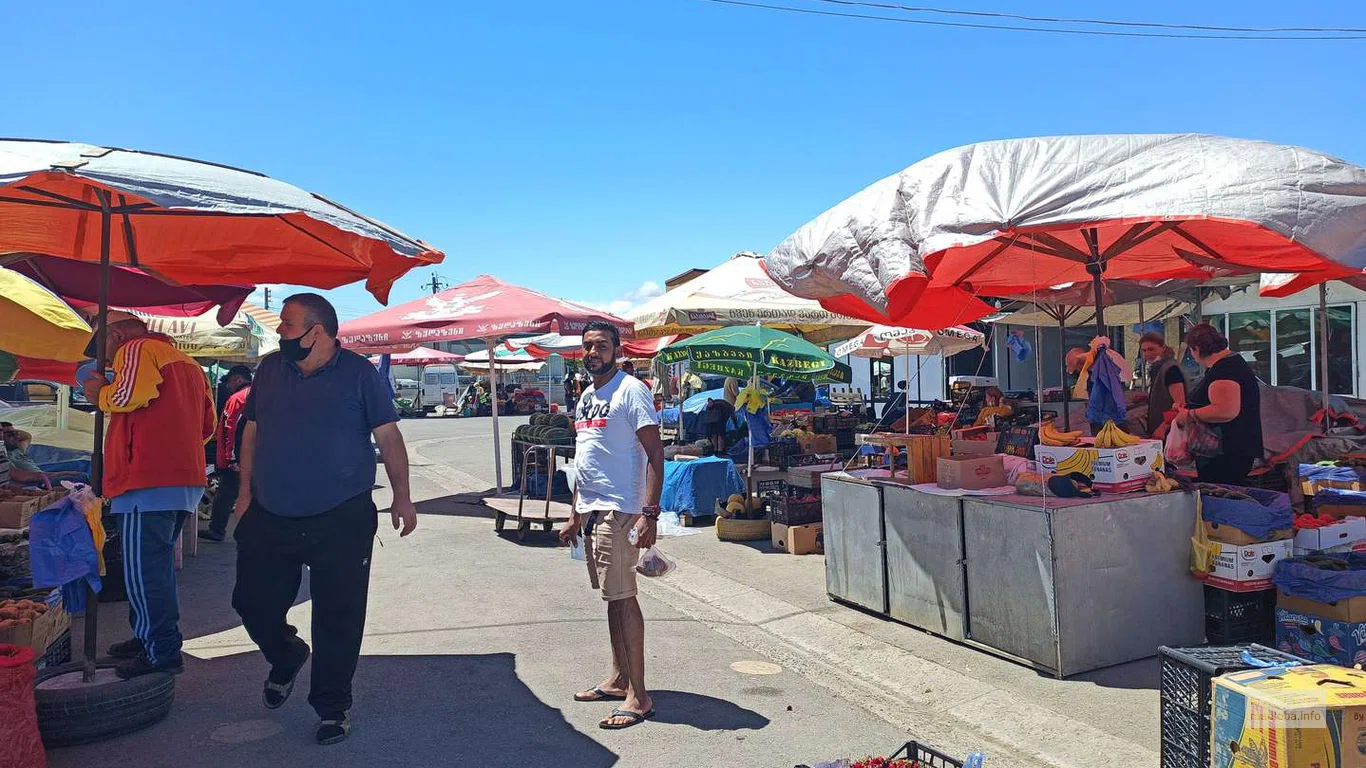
[1320,283,1332,433]
[1058,312,1070,432]
[487,338,503,493]
[83,190,114,682]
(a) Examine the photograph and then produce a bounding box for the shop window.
[1316,305,1356,396]
[1227,311,1272,384]
[1274,309,1312,390]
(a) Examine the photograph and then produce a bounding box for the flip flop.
[574,686,627,702]
[599,708,654,730]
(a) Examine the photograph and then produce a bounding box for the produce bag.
[1274,552,1366,604]
[1190,492,1220,579]
[635,547,675,578]
[1165,419,1191,465]
[0,644,45,768]
[1198,485,1292,540]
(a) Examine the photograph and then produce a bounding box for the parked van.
[420,365,473,413]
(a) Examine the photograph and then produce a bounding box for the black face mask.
[280,326,315,362]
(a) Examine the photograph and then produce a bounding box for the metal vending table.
[882,483,968,641]
[822,473,888,615]
[960,493,1204,677]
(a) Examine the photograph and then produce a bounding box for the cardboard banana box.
[1033,439,1164,493]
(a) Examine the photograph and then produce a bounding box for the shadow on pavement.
[649,689,770,732]
[47,652,620,768]
[414,495,497,519]
[1064,657,1159,691]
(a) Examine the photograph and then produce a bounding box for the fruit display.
[1039,421,1083,447]
[512,412,576,446]
[1093,420,1141,449]
[1144,470,1180,493]
[0,598,47,629]
[974,405,1013,427]
[720,493,766,520]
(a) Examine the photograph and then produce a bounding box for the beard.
[584,355,616,376]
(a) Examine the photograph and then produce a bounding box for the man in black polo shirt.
[230,293,417,746]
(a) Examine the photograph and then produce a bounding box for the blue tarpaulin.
[661,456,744,516]
[1275,553,1366,604]
[1201,486,1293,539]
[1086,347,1127,426]
[27,495,101,613]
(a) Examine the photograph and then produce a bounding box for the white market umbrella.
[832,325,985,430]
[627,251,866,344]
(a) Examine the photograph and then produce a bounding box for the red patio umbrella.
[339,275,632,492]
[367,347,465,366]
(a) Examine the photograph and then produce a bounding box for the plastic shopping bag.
[1165,419,1192,466]
[1190,491,1220,579]
[635,547,676,578]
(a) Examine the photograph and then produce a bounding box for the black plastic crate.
[38,629,72,670]
[888,740,968,768]
[770,496,822,526]
[1204,584,1276,645]
[1158,644,1310,768]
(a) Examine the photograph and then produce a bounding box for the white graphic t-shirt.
[573,371,659,515]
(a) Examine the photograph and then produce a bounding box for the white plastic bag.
[1166,419,1192,465]
[656,510,699,537]
[635,546,676,578]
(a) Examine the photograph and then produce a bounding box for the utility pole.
[263,286,272,310]
[427,273,447,295]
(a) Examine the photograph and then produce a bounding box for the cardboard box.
[1203,520,1293,546]
[1317,499,1366,521]
[0,590,69,659]
[1276,604,1366,667]
[799,434,837,455]
[1278,591,1366,624]
[1294,517,1366,556]
[1205,539,1294,592]
[786,466,838,490]
[1032,440,1163,493]
[0,496,41,529]
[1212,665,1366,768]
[771,522,822,555]
[936,455,1006,490]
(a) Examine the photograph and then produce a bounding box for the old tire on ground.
[35,662,175,747]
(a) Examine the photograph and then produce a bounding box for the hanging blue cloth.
[1086,346,1128,426]
[742,407,772,450]
[27,495,101,613]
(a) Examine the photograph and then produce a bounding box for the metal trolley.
[493,439,575,540]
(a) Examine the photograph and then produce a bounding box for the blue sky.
[4,0,1364,320]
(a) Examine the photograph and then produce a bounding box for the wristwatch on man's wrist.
[641,505,661,520]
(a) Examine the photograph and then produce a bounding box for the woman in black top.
[1176,324,1264,485]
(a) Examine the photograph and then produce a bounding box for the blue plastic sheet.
[1201,486,1293,539]
[660,456,744,516]
[1275,553,1366,604]
[1299,463,1363,485]
[26,495,101,613]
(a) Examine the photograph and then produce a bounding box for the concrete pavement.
[54,415,1162,768]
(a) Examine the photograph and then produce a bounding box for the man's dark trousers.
[120,510,189,666]
[231,492,377,716]
[207,469,239,537]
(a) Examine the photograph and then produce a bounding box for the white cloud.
[579,281,665,318]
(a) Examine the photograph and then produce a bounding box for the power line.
[692,0,1366,40]
[807,0,1366,34]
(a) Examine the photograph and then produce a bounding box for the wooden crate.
[861,433,951,484]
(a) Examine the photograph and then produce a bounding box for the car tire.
[35,662,176,747]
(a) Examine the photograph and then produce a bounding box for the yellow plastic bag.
[1190,490,1221,578]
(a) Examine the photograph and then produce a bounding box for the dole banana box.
[1032,440,1163,493]
[1212,665,1366,768]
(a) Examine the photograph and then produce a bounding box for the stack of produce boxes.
[1200,486,1295,645]
[770,463,832,555]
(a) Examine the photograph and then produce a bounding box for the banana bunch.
[1039,420,1083,446]
[1145,470,1180,493]
[1054,448,1098,476]
[1094,420,1141,449]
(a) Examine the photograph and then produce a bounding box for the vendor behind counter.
[1177,323,1264,487]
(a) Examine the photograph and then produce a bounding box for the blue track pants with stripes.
[119,510,189,666]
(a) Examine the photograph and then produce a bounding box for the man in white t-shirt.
[559,321,664,731]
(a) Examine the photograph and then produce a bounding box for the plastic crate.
[770,496,822,526]
[888,740,968,768]
[1204,584,1276,645]
[1158,644,1310,768]
[37,628,72,670]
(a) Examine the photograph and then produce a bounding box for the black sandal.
[574,686,627,702]
[599,707,654,730]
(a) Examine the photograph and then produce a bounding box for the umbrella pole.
[1320,283,1332,432]
[85,193,114,683]
[747,361,756,499]
[488,338,503,493]
[1059,315,1071,433]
